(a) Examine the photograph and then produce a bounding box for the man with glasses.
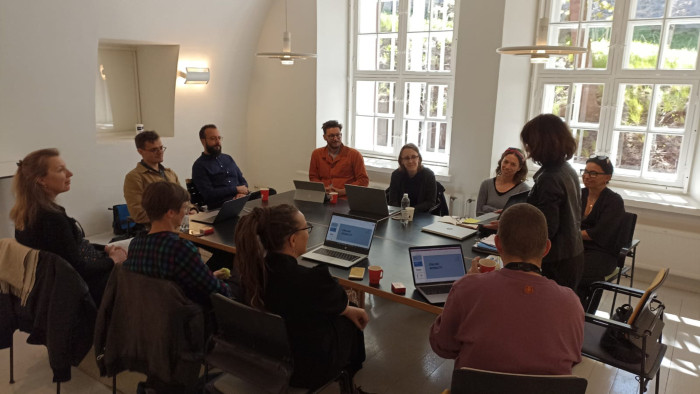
[124,130,183,226]
[309,120,369,196]
[192,124,250,209]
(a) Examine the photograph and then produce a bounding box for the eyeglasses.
[294,222,313,234]
[580,169,603,178]
[206,136,223,142]
[146,146,166,153]
[326,133,342,139]
[401,154,420,162]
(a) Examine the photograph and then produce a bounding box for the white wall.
[0,0,272,238]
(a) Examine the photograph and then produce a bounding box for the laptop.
[473,190,531,223]
[345,184,401,221]
[293,180,326,203]
[301,213,378,268]
[190,195,250,224]
[421,221,477,240]
[409,245,467,304]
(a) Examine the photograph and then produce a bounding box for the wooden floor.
[1,277,699,393]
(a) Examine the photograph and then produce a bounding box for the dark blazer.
[388,167,437,212]
[581,187,625,257]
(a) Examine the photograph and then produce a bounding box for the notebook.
[190,195,250,224]
[422,221,477,240]
[293,180,326,203]
[409,245,467,304]
[301,213,377,268]
[345,184,401,221]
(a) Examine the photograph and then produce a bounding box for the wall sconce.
[177,67,210,84]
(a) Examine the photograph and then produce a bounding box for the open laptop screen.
[325,214,376,249]
[410,245,466,285]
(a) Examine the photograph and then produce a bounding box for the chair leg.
[9,334,14,384]
[113,375,117,394]
[56,381,60,394]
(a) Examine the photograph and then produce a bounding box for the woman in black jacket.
[388,143,437,212]
[11,148,126,305]
[520,114,584,291]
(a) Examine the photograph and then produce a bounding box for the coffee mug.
[368,265,383,285]
[478,258,497,273]
[260,187,269,202]
[329,192,339,204]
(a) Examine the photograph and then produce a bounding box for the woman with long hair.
[476,147,530,216]
[11,149,126,305]
[520,114,584,291]
[387,143,437,212]
[234,204,368,390]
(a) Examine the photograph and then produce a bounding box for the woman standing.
[388,143,437,212]
[476,147,530,216]
[234,204,368,390]
[521,114,584,291]
[11,149,125,305]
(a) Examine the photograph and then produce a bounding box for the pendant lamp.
[497,17,587,63]
[256,0,317,65]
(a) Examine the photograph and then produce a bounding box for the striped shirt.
[124,231,231,304]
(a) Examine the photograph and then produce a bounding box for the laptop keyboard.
[315,248,358,261]
[421,284,454,295]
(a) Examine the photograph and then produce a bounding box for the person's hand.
[494,209,503,214]
[189,207,199,215]
[214,268,231,280]
[467,256,482,275]
[234,193,248,199]
[324,185,333,193]
[482,220,499,230]
[341,305,369,330]
[236,185,249,195]
[330,186,347,196]
[105,245,127,264]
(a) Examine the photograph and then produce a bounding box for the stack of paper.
[476,234,497,252]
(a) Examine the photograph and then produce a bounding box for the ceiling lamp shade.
[256,0,316,65]
[497,17,587,63]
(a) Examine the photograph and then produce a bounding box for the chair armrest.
[584,312,636,334]
[588,281,645,298]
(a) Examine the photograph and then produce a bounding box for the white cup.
[406,207,415,221]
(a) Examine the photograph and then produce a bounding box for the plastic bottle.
[180,213,190,233]
[401,193,410,225]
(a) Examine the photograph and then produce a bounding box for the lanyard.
[504,262,542,275]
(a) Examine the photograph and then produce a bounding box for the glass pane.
[661,23,700,70]
[427,121,437,151]
[438,122,447,151]
[632,0,666,19]
[428,84,448,118]
[580,25,612,69]
[573,129,599,164]
[356,81,376,115]
[426,121,446,152]
[376,82,395,114]
[404,119,424,147]
[648,133,682,173]
[615,131,646,170]
[358,0,378,34]
[543,84,570,118]
[552,0,578,22]
[379,0,399,33]
[430,0,455,31]
[626,24,662,69]
[405,82,427,117]
[573,83,604,124]
[378,35,398,70]
[376,118,393,146]
[654,84,691,128]
[407,33,428,71]
[357,35,377,70]
[670,0,700,17]
[355,116,375,150]
[620,84,653,127]
[548,25,580,69]
[408,0,429,31]
[429,32,452,71]
[587,0,615,21]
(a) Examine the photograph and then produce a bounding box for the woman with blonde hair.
[235,204,367,390]
[11,149,125,305]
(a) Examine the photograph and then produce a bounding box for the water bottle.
[180,213,190,233]
[401,193,410,225]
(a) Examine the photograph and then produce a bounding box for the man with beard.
[192,124,250,209]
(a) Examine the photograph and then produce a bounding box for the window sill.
[608,185,700,217]
[364,157,452,182]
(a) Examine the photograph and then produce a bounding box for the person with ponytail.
[235,204,368,390]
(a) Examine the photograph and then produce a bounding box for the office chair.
[449,367,587,394]
[186,179,205,208]
[603,212,639,312]
[430,181,449,216]
[582,268,669,394]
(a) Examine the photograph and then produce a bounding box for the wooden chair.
[449,367,587,394]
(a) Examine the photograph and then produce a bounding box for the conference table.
[181,191,490,315]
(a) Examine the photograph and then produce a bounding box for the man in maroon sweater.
[429,203,584,375]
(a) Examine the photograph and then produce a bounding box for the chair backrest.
[628,268,669,327]
[110,204,135,235]
[210,293,293,366]
[617,212,637,253]
[185,179,204,207]
[450,367,587,394]
[431,181,449,216]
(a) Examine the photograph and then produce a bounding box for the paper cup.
[260,187,269,202]
[406,207,415,221]
[329,192,338,204]
[478,258,497,273]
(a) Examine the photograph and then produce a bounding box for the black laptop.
[345,184,401,221]
[190,195,250,224]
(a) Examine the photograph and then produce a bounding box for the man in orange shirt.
[309,120,369,196]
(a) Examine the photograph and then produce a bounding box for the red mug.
[368,265,383,286]
[260,188,270,202]
[478,258,497,273]
[329,192,339,204]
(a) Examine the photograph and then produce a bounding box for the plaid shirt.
[124,231,231,304]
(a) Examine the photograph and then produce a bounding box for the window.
[532,0,700,189]
[351,0,457,166]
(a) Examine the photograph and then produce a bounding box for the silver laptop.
[409,244,467,304]
[190,195,250,224]
[293,180,326,203]
[301,213,377,268]
[345,184,401,221]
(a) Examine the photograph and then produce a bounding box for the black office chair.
[449,367,587,394]
[186,179,205,208]
[429,181,449,216]
[604,212,638,313]
[205,294,351,394]
[582,268,669,394]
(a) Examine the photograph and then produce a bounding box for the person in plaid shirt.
[124,182,231,305]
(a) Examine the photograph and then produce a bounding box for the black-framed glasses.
[294,222,313,234]
[580,169,603,178]
[326,133,342,139]
[401,154,420,162]
[147,146,166,153]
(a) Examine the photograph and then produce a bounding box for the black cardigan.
[388,167,437,212]
[581,187,625,257]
